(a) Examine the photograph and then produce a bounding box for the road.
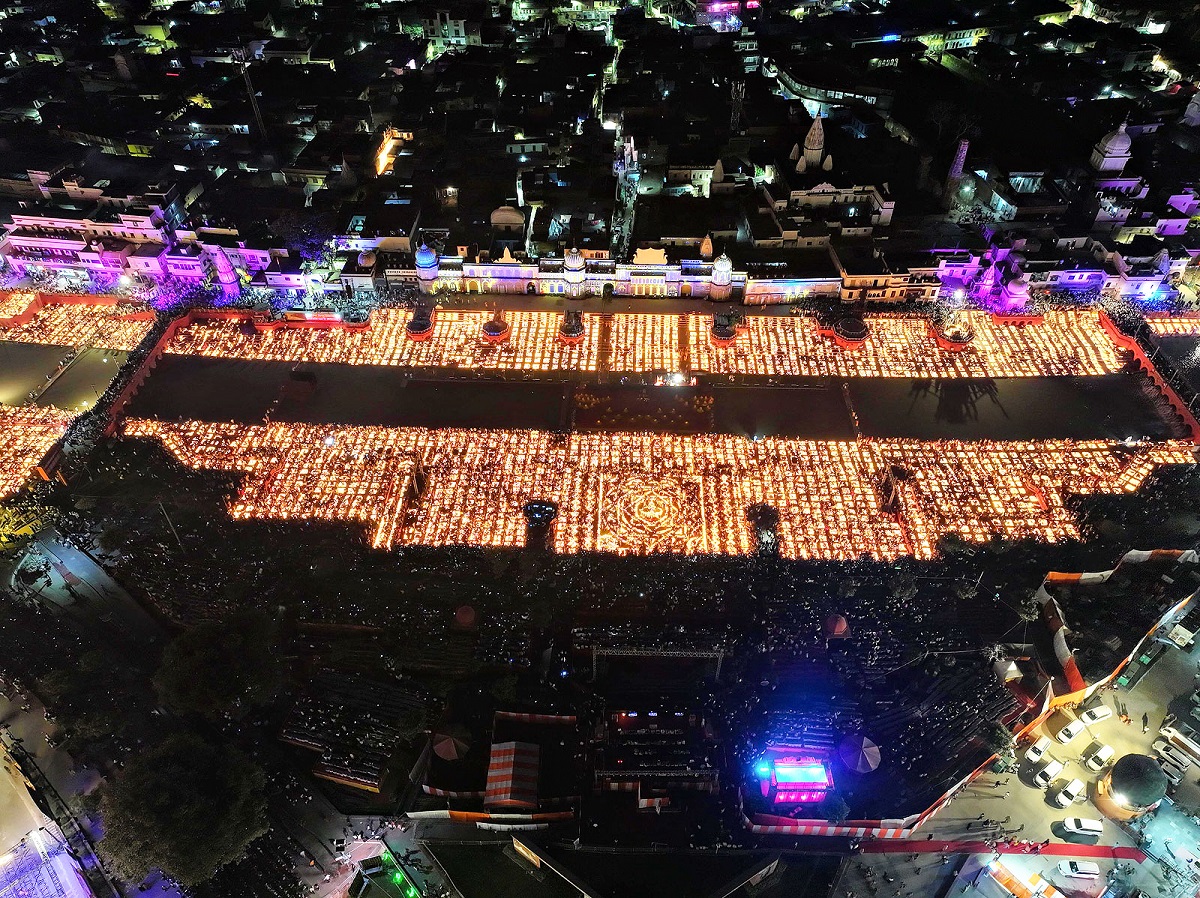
[11,528,165,648]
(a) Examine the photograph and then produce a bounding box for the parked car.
[1025,735,1052,764]
[1034,757,1065,787]
[1160,758,1186,786]
[1082,741,1114,772]
[1152,739,1192,771]
[1052,778,1086,808]
[1079,704,1113,726]
[1057,860,1100,879]
[1056,718,1086,744]
[1061,818,1104,837]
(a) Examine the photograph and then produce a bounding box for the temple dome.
[415,243,438,268]
[1095,121,1131,157]
[490,205,525,229]
[564,247,585,271]
[804,116,825,150]
[713,253,733,273]
[357,250,377,268]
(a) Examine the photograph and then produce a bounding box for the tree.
[268,210,335,265]
[889,570,919,604]
[98,733,268,888]
[819,792,850,824]
[926,101,955,142]
[1015,592,1040,623]
[396,707,427,741]
[951,111,981,143]
[153,610,282,720]
[983,721,1015,756]
[490,673,519,705]
[38,651,148,757]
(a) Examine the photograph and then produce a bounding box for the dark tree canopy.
[983,721,1015,755]
[396,706,428,742]
[98,733,268,887]
[37,651,151,757]
[268,210,335,263]
[153,610,282,720]
[819,792,850,824]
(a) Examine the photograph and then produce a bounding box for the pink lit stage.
[755,755,833,804]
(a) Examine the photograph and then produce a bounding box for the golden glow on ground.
[169,310,601,371]
[0,291,38,320]
[121,418,1193,560]
[1145,316,1200,336]
[0,302,152,351]
[0,406,69,498]
[164,309,1127,377]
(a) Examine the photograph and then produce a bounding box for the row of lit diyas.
[0,405,71,498]
[876,441,1124,559]
[0,302,152,351]
[118,418,1195,561]
[686,311,1124,378]
[170,310,601,371]
[165,309,1127,378]
[1145,316,1200,336]
[607,314,684,374]
[0,291,38,320]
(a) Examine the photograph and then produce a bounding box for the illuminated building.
[754,757,833,804]
[1091,121,1133,174]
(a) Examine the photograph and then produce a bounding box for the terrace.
[160,309,1130,379]
[118,418,1194,561]
[0,406,70,499]
[0,298,153,351]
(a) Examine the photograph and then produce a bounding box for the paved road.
[15,529,164,648]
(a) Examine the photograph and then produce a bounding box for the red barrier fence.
[1097,310,1200,443]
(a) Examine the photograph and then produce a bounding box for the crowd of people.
[280,671,429,794]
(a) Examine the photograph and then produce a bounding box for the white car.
[1082,742,1114,773]
[1025,735,1052,764]
[1079,704,1113,726]
[1062,818,1104,837]
[1057,860,1101,879]
[1052,778,1086,808]
[1152,739,1192,771]
[1056,719,1086,744]
[1034,757,1065,787]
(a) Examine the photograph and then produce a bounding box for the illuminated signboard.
[773,763,830,786]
